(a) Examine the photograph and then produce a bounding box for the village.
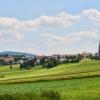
[0,51,94,65]
[0,41,100,69]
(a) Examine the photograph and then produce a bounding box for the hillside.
[0,59,100,100]
[0,59,100,83]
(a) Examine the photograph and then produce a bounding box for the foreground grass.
[0,90,61,100]
[0,77,100,100]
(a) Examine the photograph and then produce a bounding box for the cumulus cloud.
[0,29,22,42]
[0,17,18,28]
[83,9,100,24]
[41,31,98,47]
[0,8,99,53]
[0,12,80,30]
[0,12,81,42]
[35,12,80,28]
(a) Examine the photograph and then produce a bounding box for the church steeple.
[98,40,100,56]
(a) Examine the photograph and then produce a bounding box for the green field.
[0,77,100,100]
[0,59,100,100]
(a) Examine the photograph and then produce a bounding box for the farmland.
[0,59,100,100]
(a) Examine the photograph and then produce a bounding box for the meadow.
[0,59,100,100]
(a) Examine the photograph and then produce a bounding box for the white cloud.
[69,31,97,38]
[83,9,100,23]
[0,9,99,55]
[0,12,81,42]
[0,12,80,31]
[0,17,18,28]
[0,29,22,42]
[41,31,97,47]
[35,12,81,28]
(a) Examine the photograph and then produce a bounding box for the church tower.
[98,40,100,56]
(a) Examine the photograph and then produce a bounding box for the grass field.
[0,59,100,100]
[0,77,100,100]
[0,59,100,83]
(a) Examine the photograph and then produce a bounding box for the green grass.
[0,77,100,100]
[0,59,100,100]
[0,59,100,83]
[0,90,61,100]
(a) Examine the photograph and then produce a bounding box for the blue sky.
[0,0,100,55]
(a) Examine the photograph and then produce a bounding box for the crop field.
[0,59,100,100]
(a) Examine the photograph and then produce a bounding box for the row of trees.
[90,55,100,60]
[20,55,81,70]
[43,58,80,69]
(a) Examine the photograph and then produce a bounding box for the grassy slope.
[0,59,100,83]
[0,59,100,99]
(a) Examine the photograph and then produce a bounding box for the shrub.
[0,74,5,78]
[10,65,12,69]
[26,66,31,70]
[46,62,55,68]
[52,60,59,66]
[20,60,35,70]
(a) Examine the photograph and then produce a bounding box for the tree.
[34,57,37,62]
[52,59,59,66]
[43,59,59,69]
[10,65,12,69]
[40,57,46,65]
[46,61,55,68]
[20,63,23,70]
[28,59,35,67]
[0,59,5,65]
[77,54,82,60]
[20,60,35,70]
[20,62,28,70]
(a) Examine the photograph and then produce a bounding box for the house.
[0,57,14,65]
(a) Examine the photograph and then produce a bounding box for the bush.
[20,63,27,70]
[43,59,59,69]
[28,60,35,67]
[43,62,55,69]
[10,66,12,69]
[46,62,55,68]
[26,66,31,70]
[20,60,35,70]
[53,60,59,66]
[0,74,5,78]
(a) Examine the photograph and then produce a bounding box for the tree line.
[20,54,81,70]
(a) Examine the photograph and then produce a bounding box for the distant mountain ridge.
[0,51,36,58]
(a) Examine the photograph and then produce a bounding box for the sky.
[0,0,100,55]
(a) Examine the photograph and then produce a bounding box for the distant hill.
[0,51,36,58]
